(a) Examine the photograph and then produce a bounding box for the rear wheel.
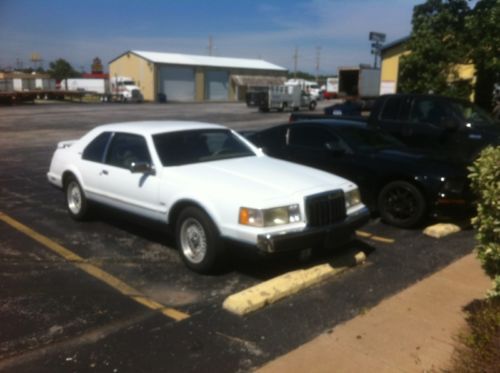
[64,176,90,220]
[176,207,225,273]
[378,181,426,228]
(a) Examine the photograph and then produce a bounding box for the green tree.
[47,59,80,87]
[466,0,500,110]
[399,0,472,99]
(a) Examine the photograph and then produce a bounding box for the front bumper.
[256,207,370,253]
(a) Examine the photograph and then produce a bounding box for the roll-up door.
[159,66,195,101]
[205,70,228,101]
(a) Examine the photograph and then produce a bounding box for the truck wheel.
[64,176,90,221]
[378,181,427,228]
[309,101,317,111]
[176,207,225,273]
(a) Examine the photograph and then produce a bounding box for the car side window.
[82,132,111,163]
[105,133,152,169]
[410,99,451,127]
[255,126,288,149]
[289,126,336,149]
[380,97,403,121]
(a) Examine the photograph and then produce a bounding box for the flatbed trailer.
[0,90,86,105]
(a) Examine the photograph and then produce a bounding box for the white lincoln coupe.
[47,121,369,272]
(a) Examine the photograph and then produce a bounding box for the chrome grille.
[305,190,346,227]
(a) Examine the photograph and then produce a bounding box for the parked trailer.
[0,90,84,105]
[338,66,380,98]
[246,85,317,112]
[59,76,143,102]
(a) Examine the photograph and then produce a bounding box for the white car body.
[47,121,369,271]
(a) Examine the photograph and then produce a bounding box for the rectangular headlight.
[239,204,301,227]
[345,188,361,209]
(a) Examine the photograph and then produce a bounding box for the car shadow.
[85,204,376,281]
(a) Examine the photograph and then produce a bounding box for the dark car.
[324,100,363,116]
[247,120,473,228]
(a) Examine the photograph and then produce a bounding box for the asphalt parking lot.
[0,101,474,372]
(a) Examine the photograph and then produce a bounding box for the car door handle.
[100,170,109,175]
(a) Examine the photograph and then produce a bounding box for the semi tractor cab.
[109,76,143,102]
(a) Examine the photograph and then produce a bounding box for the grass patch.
[449,297,500,372]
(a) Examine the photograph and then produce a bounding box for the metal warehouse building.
[109,50,287,102]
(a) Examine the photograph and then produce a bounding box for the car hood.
[165,156,353,205]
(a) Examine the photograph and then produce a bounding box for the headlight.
[345,188,361,209]
[239,204,301,227]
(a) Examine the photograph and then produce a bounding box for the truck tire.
[176,206,225,273]
[309,101,317,111]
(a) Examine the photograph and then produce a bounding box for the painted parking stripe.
[223,251,366,316]
[356,230,395,244]
[0,212,189,322]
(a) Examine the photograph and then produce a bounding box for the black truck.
[291,94,500,160]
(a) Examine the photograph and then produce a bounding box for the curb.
[223,251,366,316]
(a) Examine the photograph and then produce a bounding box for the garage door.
[159,66,195,101]
[205,70,228,101]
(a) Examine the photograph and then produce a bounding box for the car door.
[406,97,459,152]
[287,125,360,182]
[92,132,163,220]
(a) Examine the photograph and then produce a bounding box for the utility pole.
[315,46,321,81]
[208,35,213,56]
[293,47,298,78]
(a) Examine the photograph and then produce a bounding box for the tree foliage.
[399,0,500,107]
[47,58,80,81]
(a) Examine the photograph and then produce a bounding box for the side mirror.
[325,141,345,156]
[130,161,155,175]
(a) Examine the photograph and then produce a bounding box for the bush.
[449,298,500,373]
[468,146,500,297]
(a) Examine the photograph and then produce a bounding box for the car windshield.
[449,100,497,128]
[153,129,255,166]
[336,126,406,151]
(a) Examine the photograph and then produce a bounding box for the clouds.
[0,0,422,73]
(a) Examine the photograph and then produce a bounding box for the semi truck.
[59,76,143,102]
[338,66,380,98]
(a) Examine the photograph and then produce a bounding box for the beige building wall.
[380,44,410,94]
[381,42,477,100]
[109,52,155,101]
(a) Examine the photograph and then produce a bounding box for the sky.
[0,0,424,74]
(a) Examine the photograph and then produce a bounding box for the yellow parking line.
[0,212,189,322]
[356,230,395,244]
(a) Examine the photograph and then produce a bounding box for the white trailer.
[59,76,143,102]
[60,78,109,94]
[338,67,380,98]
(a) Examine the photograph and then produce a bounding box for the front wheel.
[309,101,317,111]
[176,207,225,273]
[378,181,427,228]
[65,176,90,220]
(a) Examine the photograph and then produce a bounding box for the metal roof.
[381,36,410,52]
[126,50,287,71]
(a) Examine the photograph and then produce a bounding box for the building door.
[205,70,228,101]
[159,65,195,101]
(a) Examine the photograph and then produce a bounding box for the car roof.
[94,121,225,136]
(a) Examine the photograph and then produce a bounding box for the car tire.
[378,181,427,228]
[176,206,225,273]
[64,176,90,221]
